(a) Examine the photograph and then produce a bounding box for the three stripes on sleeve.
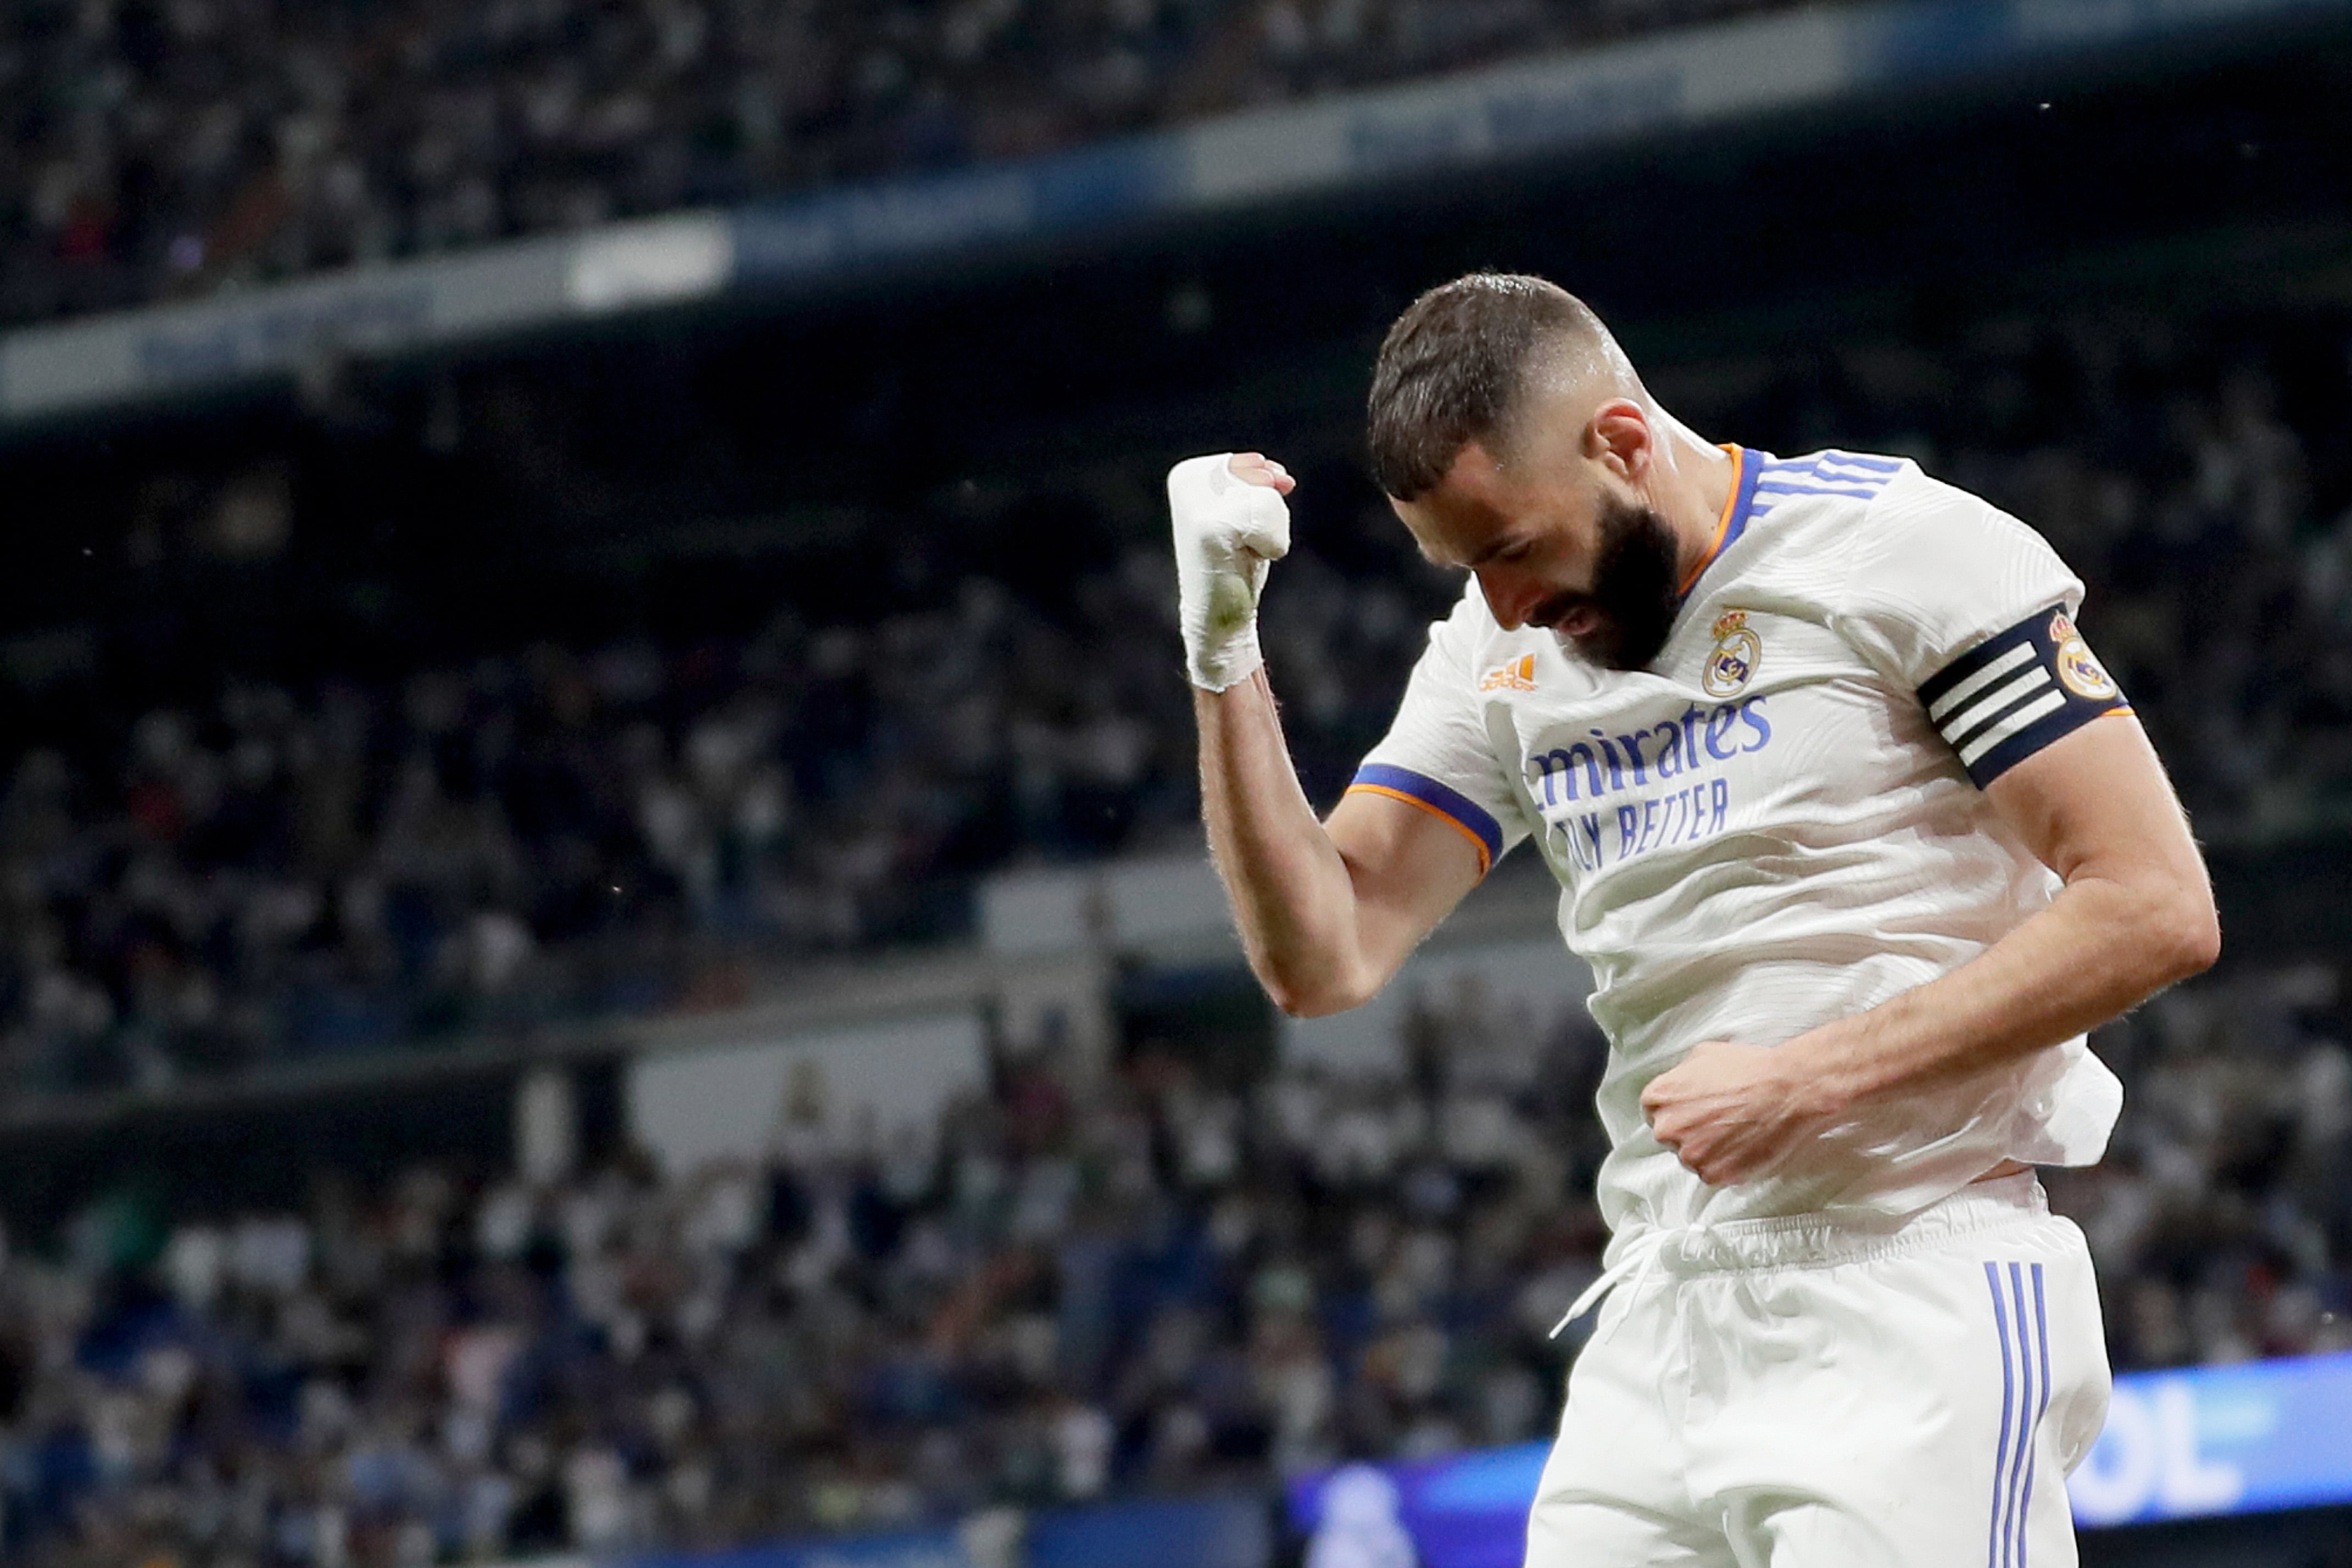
[1919,605,2128,788]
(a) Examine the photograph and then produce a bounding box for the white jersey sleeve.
[1350,586,1535,876]
[1832,468,2130,789]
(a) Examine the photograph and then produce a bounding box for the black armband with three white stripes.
[1918,604,2128,788]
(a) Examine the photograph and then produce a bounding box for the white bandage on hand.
[1167,453,1292,691]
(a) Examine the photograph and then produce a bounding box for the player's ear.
[1585,398,1651,481]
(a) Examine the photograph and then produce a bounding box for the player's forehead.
[1393,442,1563,566]
[1392,491,1493,568]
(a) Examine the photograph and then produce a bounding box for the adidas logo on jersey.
[1480,654,1537,691]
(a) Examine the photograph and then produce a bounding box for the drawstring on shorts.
[1545,1175,2052,1344]
[1549,1221,1716,1344]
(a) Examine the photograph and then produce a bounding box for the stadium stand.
[3,961,2348,1563]
[1,307,2349,1563]
[7,2,2352,1563]
[1,0,1799,327]
[0,308,2342,1098]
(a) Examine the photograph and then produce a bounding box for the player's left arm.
[1643,712,2219,1185]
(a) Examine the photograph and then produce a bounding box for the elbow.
[1272,987,1363,1020]
[1263,978,1366,1020]
[1259,958,1379,1019]
[2147,884,2221,986]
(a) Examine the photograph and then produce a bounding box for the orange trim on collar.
[1678,443,1746,596]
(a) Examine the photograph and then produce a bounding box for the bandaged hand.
[1167,452,1294,691]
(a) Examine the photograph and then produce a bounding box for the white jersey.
[1351,447,2130,1249]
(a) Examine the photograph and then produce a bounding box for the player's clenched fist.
[1168,451,1295,691]
[1640,1037,1847,1185]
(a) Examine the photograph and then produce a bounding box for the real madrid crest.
[1703,610,1761,697]
[2047,610,2119,701]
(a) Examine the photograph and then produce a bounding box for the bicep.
[1983,713,2210,899]
[1324,788,1487,994]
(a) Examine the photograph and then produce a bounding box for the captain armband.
[1916,605,2130,788]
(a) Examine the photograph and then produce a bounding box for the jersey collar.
[1675,444,1763,599]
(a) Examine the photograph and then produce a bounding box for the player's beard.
[1534,492,1685,672]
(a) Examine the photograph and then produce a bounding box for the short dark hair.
[1366,272,1595,501]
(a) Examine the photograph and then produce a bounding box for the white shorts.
[1527,1174,2111,1567]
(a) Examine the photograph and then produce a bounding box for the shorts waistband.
[1549,1173,2050,1341]
[1628,1171,2050,1276]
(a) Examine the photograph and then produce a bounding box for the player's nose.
[1476,568,1542,632]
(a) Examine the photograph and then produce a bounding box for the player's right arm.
[1197,674,1485,1016]
[1172,453,1486,1016]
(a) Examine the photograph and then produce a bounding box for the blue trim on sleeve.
[1350,763,1506,867]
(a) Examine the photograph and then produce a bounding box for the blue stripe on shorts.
[1985,1260,2051,1567]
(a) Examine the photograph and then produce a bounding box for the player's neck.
[1648,423,1738,588]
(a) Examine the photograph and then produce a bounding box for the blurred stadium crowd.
[3,309,2347,1100]
[3,958,2349,1565]
[0,989,1603,1565]
[0,304,2338,1561]
[5,12,2352,1561]
[0,0,2347,1563]
[0,0,1793,326]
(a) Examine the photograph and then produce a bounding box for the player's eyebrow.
[1459,535,1520,570]
[1413,534,1507,571]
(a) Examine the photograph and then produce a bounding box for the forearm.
[1642,718,2219,1186]
[1788,869,2217,1104]
[1196,674,1379,1015]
